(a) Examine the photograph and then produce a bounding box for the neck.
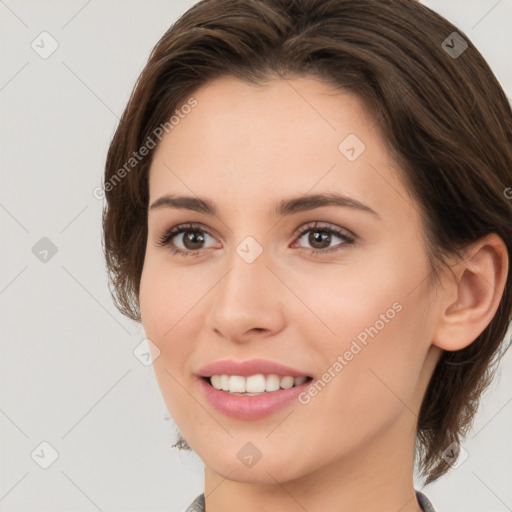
[202,410,424,512]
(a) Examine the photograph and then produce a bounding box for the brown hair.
[102,0,512,483]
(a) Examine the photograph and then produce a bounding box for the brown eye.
[293,222,355,254]
[157,223,218,257]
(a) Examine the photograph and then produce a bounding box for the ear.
[432,233,509,351]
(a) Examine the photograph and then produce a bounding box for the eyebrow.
[149,192,382,221]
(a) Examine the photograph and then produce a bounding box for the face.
[139,76,442,484]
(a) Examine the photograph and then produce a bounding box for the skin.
[139,76,508,512]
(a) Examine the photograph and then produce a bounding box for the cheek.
[139,262,206,425]
[299,249,432,426]
[139,257,208,342]
[139,261,196,385]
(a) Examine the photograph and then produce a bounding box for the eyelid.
[293,220,355,239]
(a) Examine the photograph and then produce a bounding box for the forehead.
[148,76,414,224]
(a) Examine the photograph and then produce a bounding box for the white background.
[1,1,511,511]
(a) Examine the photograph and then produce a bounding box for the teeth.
[246,374,266,393]
[229,375,246,393]
[220,375,229,391]
[294,376,308,386]
[266,374,280,392]
[280,376,294,389]
[210,375,222,389]
[208,373,309,394]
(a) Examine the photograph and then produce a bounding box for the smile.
[207,374,311,395]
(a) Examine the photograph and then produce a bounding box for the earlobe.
[432,233,508,352]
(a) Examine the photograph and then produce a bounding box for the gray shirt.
[184,490,437,511]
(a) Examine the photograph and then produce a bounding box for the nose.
[204,243,286,344]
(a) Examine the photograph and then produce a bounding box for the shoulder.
[416,490,437,512]
[184,493,205,512]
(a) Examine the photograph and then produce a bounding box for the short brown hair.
[102,0,512,483]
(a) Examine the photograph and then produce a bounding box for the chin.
[198,441,315,485]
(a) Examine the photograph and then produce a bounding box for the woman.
[102,0,512,510]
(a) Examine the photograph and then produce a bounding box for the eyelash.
[156,221,356,258]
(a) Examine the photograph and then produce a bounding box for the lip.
[196,358,311,378]
[198,376,312,420]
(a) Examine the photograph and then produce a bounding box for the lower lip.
[198,377,312,420]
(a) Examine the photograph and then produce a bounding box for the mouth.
[197,365,315,419]
[201,374,314,396]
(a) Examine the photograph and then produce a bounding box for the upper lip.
[196,358,311,378]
